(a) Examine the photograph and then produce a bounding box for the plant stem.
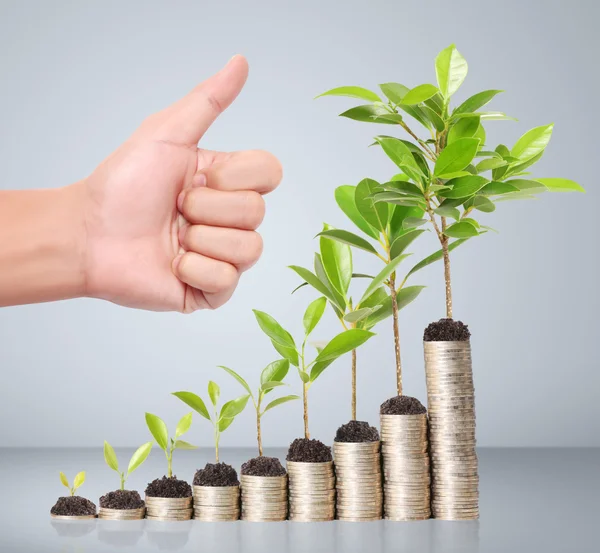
[120,473,125,491]
[214,425,220,463]
[167,449,173,478]
[303,383,309,439]
[388,272,403,396]
[441,217,453,318]
[257,396,263,456]
[351,348,357,420]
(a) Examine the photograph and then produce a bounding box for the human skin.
[0,55,282,312]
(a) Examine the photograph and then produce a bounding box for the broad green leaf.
[127,442,153,475]
[401,84,438,105]
[208,382,220,408]
[218,366,252,396]
[476,150,502,159]
[534,178,584,193]
[373,193,425,208]
[359,286,388,309]
[479,182,519,195]
[390,229,426,259]
[176,412,193,438]
[172,392,211,421]
[435,44,468,98]
[470,196,496,212]
[398,104,433,129]
[314,254,346,313]
[403,217,428,229]
[496,144,511,157]
[320,224,352,297]
[145,413,169,451]
[260,359,290,387]
[260,381,287,392]
[263,395,300,414]
[511,124,553,161]
[335,185,379,239]
[343,306,381,323]
[454,90,503,115]
[447,116,480,144]
[60,472,70,489]
[389,206,424,237]
[220,394,250,419]
[434,205,461,220]
[505,179,547,193]
[425,92,444,115]
[218,418,234,432]
[103,441,119,473]
[252,310,296,349]
[289,265,343,312]
[74,472,85,490]
[361,286,426,328]
[373,137,423,182]
[303,296,327,336]
[434,138,480,177]
[316,229,378,255]
[298,370,310,383]
[174,440,197,450]
[438,175,488,199]
[355,178,388,232]
[340,105,398,124]
[444,221,479,238]
[316,86,381,102]
[407,239,470,278]
[421,105,445,131]
[504,151,544,178]
[380,180,424,197]
[474,123,486,145]
[476,157,507,173]
[359,254,410,305]
[379,82,408,104]
[314,329,375,364]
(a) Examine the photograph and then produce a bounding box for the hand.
[81,56,282,312]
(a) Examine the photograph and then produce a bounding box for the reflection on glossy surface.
[97,519,145,548]
[146,520,192,551]
[50,519,97,538]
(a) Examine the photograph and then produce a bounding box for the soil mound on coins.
[380,395,427,415]
[51,496,96,516]
[241,456,286,476]
[193,462,239,486]
[334,420,380,443]
[286,438,332,462]
[423,318,471,341]
[99,489,144,510]
[145,476,192,498]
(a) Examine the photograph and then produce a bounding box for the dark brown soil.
[145,476,192,498]
[334,420,380,443]
[50,496,97,516]
[241,456,286,476]
[193,462,239,486]
[99,489,145,510]
[286,438,332,463]
[380,395,427,415]
[423,318,471,341]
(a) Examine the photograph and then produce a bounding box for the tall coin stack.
[287,461,336,522]
[193,485,240,521]
[145,496,193,521]
[380,413,431,521]
[333,441,382,521]
[240,475,288,522]
[424,340,479,520]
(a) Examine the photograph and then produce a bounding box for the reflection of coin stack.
[333,442,382,521]
[193,485,240,521]
[287,461,335,522]
[380,414,431,520]
[98,507,145,520]
[145,496,193,521]
[424,341,479,520]
[240,475,288,522]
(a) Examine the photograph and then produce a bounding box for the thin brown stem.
[388,272,402,396]
[441,217,453,319]
[303,383,309,439]
[399,121,436,161]
[256,399,263,457]
[351,348,357,420]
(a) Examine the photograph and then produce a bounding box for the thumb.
[150,55,249,144]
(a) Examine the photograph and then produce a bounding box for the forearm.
[0,184,87,306]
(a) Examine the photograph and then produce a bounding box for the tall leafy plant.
[318,44,584,319]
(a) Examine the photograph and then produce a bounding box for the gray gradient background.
[0,0,597,449]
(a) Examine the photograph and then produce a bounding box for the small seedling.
[173,381,250,463]
[103,440,153,490]
[59,471,86,497]
[145,412,196,478]
[219,361,299,456]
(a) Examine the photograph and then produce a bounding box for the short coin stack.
[287,461,335,522]
[333,441,382,521]
[240,475,288,522]
[193,485,240,521]
[424,340,479,520]
[380,414,431,521]
[145,496,193,521]
[98,507,145,520]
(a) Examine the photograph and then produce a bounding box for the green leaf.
[503,151,544,178]
[379,82,408,104]
[505,179,547,193]
[220,394,250,419]
[511,124,554,161]
[443,221,479,238]
[476,157,507,172]
[389,206,425,237]
[403,217,428,229]
[298,370,310,383]
[303,296,327,336]
[218,418,234,432]
[316,229,378,255]
[454,90,503,115]
[340,105,398,124]
[407,239,470,278]
[60,472,70,489]
[373,137,423,183]
[390,229,426,259]
[263,395,300,414]
[479,182,519,195]
[355,178,388,232]
[145,413,169,451]
[127,442,153,475]
[434,138,480,177]
[176,412,193,438]
[421,105,445,131]
[380,180,424,198]
[252,310,296,349]
[172,392,211,421]
[289,265,343,312]
[469,196,496,212]
[73,472,85,490]
[434,205,461,220]
[218,366,252,396]
[320,224,352,297]
[174,440,197,450]
[316,86,381,102]
[534,178,584,193]
[343,306,381,323]
[103,441,119,473]
[359,254,410,305]
[260,381,287,392]
[435,44,468,99]
[260,359,290,388]
[438,175,488,199]
[207,382,220,408]
[335,185,379,240]
[361,286,426,328]
[314,254,346,314]
[447,117,480,145]
[401,84,438,105]
[314,328,375,364]
[425,92,444,115]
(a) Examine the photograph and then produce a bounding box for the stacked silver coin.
[240,475,288,522]
[145,496,193,521]
[333,441,382,521]
[380,413,431,521]
[50,514,97,520]
[193,485,240,521]
[98,507,145,520]
[287,461,336,522]
[424,340,479,520]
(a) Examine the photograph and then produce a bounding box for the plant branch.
[388,272,403,396]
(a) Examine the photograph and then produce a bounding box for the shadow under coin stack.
[287,461,336,522]
[240,475,288,521]
[193,485,240,521]
[145,496,193,521]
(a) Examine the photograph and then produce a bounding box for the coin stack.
[424,340,479,520]
[380,414,431,521]
[145,496,193,521]
[193,485,240,521]
[50,514,97,520]
[287,461,335,522]
[98,507,145,520]
[240,475,288,521]
[333,441,382,521]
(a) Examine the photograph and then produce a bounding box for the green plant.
[145,412,196,478]
[103,440,153,490]
[59,471,86,497]
[219,361,299,456]
[172,382,250,463]
[318,44,584,319]
[253,301,374,439]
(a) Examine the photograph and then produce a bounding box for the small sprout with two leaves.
[219,361,299,456]
[103,440,153,490]
[173,381,250,463]
[59,471,86,497]
[145,412,196,478]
